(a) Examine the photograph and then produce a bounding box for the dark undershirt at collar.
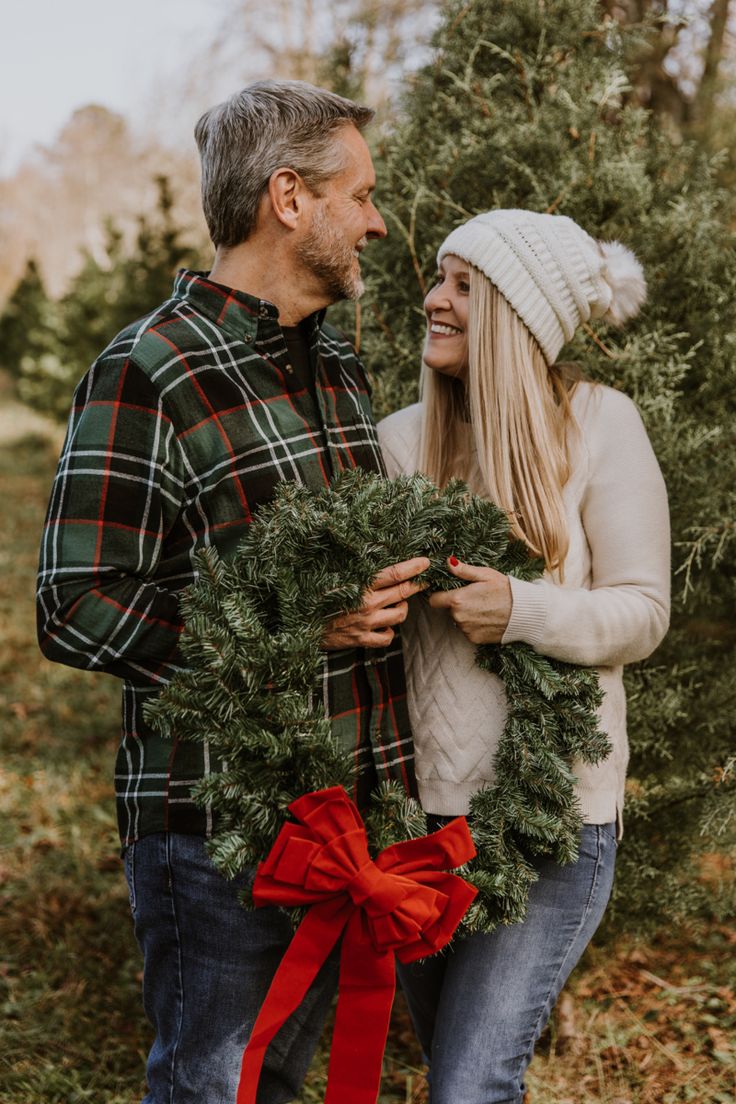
[282,323,317,405]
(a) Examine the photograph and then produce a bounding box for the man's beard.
[297,205,365,302]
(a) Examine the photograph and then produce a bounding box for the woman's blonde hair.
[419,266,578,573]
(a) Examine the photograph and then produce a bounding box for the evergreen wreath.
[145,469,610,935]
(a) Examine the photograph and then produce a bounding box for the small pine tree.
[114,176,195,324]
[358,0,735,932]
[0,259,61,391]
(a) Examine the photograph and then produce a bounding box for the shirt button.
[259,304,269,318]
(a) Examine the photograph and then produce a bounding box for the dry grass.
[0,396,733,1103]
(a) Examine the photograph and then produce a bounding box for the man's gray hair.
[195,80,375,248]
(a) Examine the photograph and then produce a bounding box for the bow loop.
[307,827,372,890]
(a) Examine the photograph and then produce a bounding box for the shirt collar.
[172,270,325,346]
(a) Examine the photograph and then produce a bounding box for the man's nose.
[366,201,387,240]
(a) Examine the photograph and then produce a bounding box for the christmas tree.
[359,0,735,930]
[0,258,61,396]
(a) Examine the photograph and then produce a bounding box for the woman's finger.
[427,589,454,610]
[446,556,497,582]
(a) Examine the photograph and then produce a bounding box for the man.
[37,80,428,1104]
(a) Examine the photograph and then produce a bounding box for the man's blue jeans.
[397,821,617,1104]
[123,832,339,1104]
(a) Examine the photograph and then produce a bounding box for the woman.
[378,209,670,1104]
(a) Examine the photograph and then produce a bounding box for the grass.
[0,391,733,1103]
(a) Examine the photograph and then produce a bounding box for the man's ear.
[267,167,310,231]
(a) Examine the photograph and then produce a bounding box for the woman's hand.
[428,557,512,644]
[322,557,430,649]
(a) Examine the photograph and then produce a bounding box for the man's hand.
[428,557,512,644]
[322,557,430,649]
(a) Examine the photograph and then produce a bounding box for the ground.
[0,382,733,1103]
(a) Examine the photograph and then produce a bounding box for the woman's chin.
[424,355,467,379]
[423,337,467,378]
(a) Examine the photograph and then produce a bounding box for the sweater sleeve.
[502,387,671,667]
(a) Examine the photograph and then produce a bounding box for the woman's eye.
[458,282,470,293]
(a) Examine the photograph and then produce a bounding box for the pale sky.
[0,0,234,174]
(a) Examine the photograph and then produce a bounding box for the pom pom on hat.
[597,240,647,327]
[437,209,646,364]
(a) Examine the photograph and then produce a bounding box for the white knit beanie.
[437,209,647,365]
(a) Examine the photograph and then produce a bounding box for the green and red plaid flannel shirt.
[37,270,417,846]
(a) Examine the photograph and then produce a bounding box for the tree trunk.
[691,0,732,125]
[602,0,690,126]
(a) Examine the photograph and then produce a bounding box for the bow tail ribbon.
[324,911,396,1104]
[236,898,350,1104]
[237,904,396,1104]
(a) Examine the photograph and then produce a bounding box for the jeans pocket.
[123,842,137,916]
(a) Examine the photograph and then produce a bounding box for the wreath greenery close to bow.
[145,469,609,936]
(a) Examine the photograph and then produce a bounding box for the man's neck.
[208,243,328,326]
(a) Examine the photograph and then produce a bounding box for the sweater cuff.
[502,576,549,650]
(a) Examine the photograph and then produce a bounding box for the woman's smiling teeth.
[430,321,463,335]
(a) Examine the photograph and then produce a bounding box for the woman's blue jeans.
[397,821,617,1104]
[123,832,339,1104]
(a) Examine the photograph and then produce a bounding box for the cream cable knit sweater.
[378,382,670,828]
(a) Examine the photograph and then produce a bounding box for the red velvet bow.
[236,785,477,1104]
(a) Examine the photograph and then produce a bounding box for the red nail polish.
[449,555,459,566]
